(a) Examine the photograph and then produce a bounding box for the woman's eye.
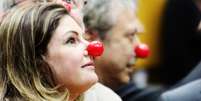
[66,37,76,44]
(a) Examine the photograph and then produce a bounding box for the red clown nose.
[134,43,150,58]
[87,41,104,57]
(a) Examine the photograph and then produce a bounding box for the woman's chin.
[82,71,98,88]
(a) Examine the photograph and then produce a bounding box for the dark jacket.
[116,82,164,101]
[159,62,201,101]
[160,79,201,101]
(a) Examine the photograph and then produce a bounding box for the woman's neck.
[68,87,85,101]
[58,85,82,101]
[69,92,80,101]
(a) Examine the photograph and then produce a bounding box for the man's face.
[95,10,143,85]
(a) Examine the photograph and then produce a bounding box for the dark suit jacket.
[159,0,201,85]
[159,61,201,101]
[175,62,201,87]
[160,79,201,101]
[116,82,164,101]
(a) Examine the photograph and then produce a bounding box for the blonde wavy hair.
[0,3,83,101]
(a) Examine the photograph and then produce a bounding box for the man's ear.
[84,29,101,41]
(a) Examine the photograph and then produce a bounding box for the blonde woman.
[0,3,99,101]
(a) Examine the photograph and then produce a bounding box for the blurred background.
[133,0,201,87]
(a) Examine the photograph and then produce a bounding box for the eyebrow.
[63,30,79,38]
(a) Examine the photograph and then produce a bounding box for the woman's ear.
[41,54,48,62]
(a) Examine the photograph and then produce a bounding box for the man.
[83,0,163,101]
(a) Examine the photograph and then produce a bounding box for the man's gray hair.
[83,0,137,38]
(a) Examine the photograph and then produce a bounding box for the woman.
[0,3,98,101]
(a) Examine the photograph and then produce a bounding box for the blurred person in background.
[159,0,201,86]
[83,0,164,101]
[159,20,201,101]
[158,0,201,100]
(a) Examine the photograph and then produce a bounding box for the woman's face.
[43,15,98,93]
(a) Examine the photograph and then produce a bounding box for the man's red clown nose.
[134,43,150,58]
[87,41,104,57]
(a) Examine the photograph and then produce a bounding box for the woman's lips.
[81,61,95,69]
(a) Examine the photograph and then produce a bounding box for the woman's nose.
[133,36,150,58]
[86,41,104,57]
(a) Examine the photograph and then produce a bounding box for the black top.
[115,82,164,101]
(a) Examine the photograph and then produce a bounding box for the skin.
[43,15,98,101]
[92,10,143,90]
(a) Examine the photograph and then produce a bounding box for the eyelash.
[66,37,77,44]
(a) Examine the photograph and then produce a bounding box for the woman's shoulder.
[84,82,122,101]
